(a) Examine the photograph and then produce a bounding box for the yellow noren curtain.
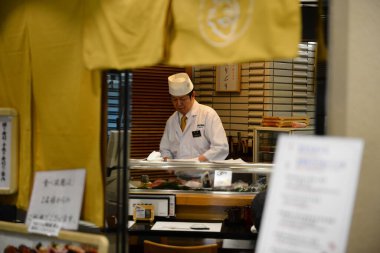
[0,0,104,227]
[0,0,301,227]
[83,0,301,69]
[167,0,301,66]
[0,0,33,211]
[83,0,171,70]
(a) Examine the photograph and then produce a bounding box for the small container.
[140,175,152,188]
[202,172,211,188]
[141,175,149,183]
[225,207,242,225]
[243,205,253,227]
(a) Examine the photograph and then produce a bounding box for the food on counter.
[151,178,190,190]
[138,174,153,189]
[231,180,250,192]
[2,243,98,253]
[133,177,264,192]
[139,181,152,189]
[132,175,267,192]
[184,180,202,189]
[4,246,19,253]
[150,179,166,188]
[136,178,193,190]
[66,245,85,253]
[34,243,49,253]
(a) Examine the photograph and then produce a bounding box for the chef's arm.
[159,124,173,160]
[202,115,229,161]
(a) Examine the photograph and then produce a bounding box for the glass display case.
[128,159,272,193]
[253,126,314,163]
[105,160,272,223]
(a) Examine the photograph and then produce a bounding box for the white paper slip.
[28,218,62,237]
[151,221,222,232]
[167,158,200,163]
[212,159,247,164]
[128,220,135,228]
[146,151,163,161]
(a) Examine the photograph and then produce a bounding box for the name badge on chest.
[192,130,201,138]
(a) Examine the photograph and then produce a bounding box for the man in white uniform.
[160,72,229,162]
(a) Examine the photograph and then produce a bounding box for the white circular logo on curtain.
[198,0,255,48]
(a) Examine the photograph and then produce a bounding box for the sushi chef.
[160,72,229,163]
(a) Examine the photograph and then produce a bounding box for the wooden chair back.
[144,240,218,253]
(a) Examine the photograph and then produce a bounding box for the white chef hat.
[168,73,194,96]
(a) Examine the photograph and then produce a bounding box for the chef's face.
[171,92,195,115]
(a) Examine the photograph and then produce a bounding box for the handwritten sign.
[0,108,18,194]
[26,169,86,230]
[0,117,12,189]
[215,64,241,92]
[214,170,232,187]
[256,135,364,253]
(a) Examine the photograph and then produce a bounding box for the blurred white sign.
[256,135,364,253]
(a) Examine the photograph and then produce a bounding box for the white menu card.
[256,135,364,253]
[26,169,86,231]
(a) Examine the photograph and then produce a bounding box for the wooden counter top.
[129,189,255,207]
[175,193,254,206]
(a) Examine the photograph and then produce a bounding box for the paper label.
[135,206,146,219]
[214,170,232,187]
[28,218,62,237]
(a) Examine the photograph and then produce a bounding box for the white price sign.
[26,169,86,230]
[213,170,232,187]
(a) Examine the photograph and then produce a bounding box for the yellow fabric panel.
[83,0,171,70]
[0,0,33,209]
[0,0,104,227]
[166,0,301,66]
[26,0,104,227]
[82,0,300,68]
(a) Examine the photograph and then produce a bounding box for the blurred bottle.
[202,171,211,188]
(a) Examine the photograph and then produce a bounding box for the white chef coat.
[160,100,229,161]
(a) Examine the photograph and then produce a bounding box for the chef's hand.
[162,157,175,175]
[198,155,208,162]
